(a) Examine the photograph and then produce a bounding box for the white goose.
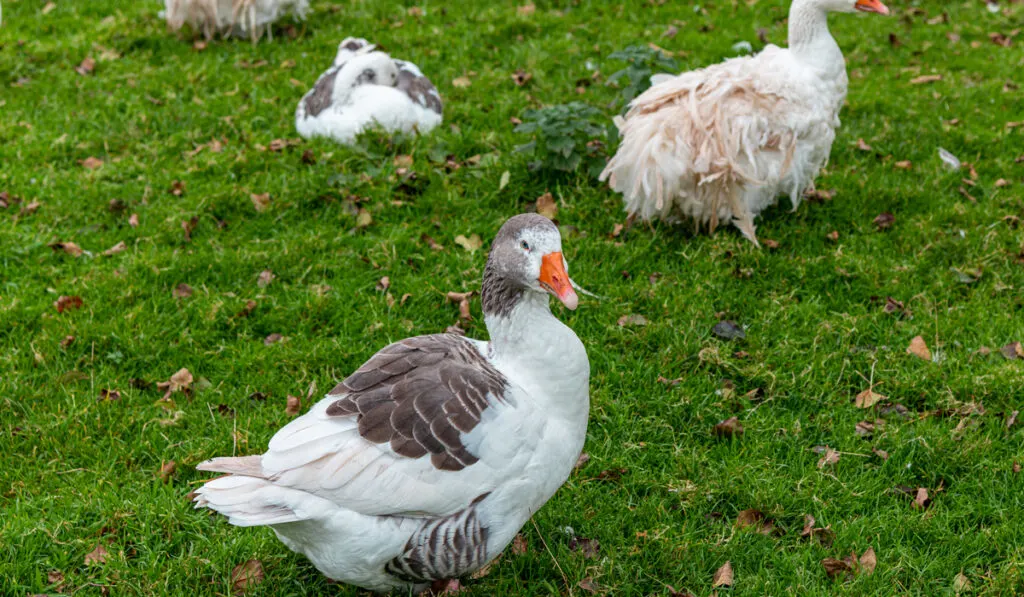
[193,214,590,593]
[600,0,890,246]
[162,0,309,42]
[295,37,443,145]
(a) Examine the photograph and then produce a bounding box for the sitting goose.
[162,0,310,42]
[193,214,590,593]
[600,0,890,246]
[295,37,443,145]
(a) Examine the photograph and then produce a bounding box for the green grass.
[2,0,1024,595]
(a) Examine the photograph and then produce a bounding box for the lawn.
[2,0,1024,595]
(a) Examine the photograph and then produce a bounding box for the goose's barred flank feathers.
[384,493,491,582]
[326,334,508,471]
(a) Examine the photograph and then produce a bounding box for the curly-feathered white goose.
[162,0,309,42]
[193,214,589,593]
[601,0,889,246]
[295,37,443,145]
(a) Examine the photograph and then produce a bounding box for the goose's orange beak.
[855,0,889,15]
[539,252,578,310]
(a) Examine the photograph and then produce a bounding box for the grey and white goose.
[295,37,443,145]
[193,214,590,593]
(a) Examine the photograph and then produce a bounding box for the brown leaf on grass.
[511,533,528,555]
[763,239,779,249]
[817,447,841,469]
[577,578,602,594]
[855,419,884,438]
[907,336,931,361]
[98,389,121,402]
[855,388,887,408]
[354,207,372,228]
[301,149,317,164]
[182,216,198,242]
[159,460,176,483]
[569,536,600,559]
[42,2,57,14]
[883,296,911,317]
[574,452,590,469]
[859,547,877,575]
[617,314,648,327]
[821,557,853,580]
[611,223,624,237]
[856,138,873,151]
[736,509,776,535]
[84,544,110,566]
[285,395,301,416]
[805,188,836,202]
[511,69,533,87]
[517,3,536,15]
[47,570,65,588]
[1013,462,1021,474]
[376,276,392,292]
[873,212,895,229]
[81,156,104,169]
[169,180,186,196]
[264,333,284,345]
[593,468,628,482]
[257,270,275,287]
[995,178,1010,188]
[54,295,84,313]
[102,241,127,256]
[894,160,913,170]
[454,234,483,251]
[237,299,257,318]
[128,213,139,228]
[827,230,839,242]
[231,560,265,595]
[712,561,734,588]
[452,76,472,88]
[50,241,83,257]
[872,447,890,460]
[910,74,943,85]
[61,336,75,348]
[535,192,558,219]
[713,417,744,438]
[913,487,930,509]
[953,572,971,594]
[1000,342,1023,360]
[75,57,96,76]
[174,283,193,299]
[1007,410,1019,429]
[421,234,444,251]
[250,193,271,212]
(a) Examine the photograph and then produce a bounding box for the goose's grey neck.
[480,260,524,319]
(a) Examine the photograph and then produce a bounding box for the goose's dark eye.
[520,240,530,251]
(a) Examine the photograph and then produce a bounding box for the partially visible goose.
[295,37,443,145]
[162,0,309,42]
[193,214,590,593]
[601,0,890,246]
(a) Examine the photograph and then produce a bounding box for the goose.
[193,214,590,593]
[600,0,890,246]
[295,37,443,145]
[162,0,310,42]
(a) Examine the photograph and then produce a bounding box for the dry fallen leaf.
[54,295,84,313]
[577,578,602,594]
[159,460,177,483]
[285,395,302,416]
[913,487,930,509]
[1000,342,1023,360]
[574,452,590,469]
[174,283,193,299]
[856,138,873,151]
[512,533,528,555]
[102,241,127,256]
[128,213,140,228]
[81,156,104,170]
[873,212,895,230]
[827,230,839,241]
[250,193,271,212]
[98,389,121,401]
[855,388,887,408]
[257,270,275,287]
[953,572,971,594]
[75,57,96,76]
[356,208,373,228]
[712,561,734,588]
[617,314,649,327]
[452,76,472,88]
[569,535,600,559]
[512,69,533,87]
[535,192,558,219]
[49,241,83,257]
[231,560,265,595]
[454,234,483,252]
[859,547,877,575]
[518,3,536,15]
[910,74,943,85]
[169,180,186,196]
[872,447,890,460]
[817,446,841,469]
[713,417,744,438]
[821,557,853,580]
[907,335,931,361]
[894,160,913,170]
[264,333,284,345]
[84,543,110,566]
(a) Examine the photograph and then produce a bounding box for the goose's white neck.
[788,0,846,77]
[484,292,589,417]
[331,65,369,105]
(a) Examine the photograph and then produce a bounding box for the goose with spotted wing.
[600,0,889,246]
[295,37,443,145]
[162,0,309,42]
[193,214,589,593]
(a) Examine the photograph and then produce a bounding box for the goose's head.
[333,37,376,67]
[483,214,579,316]
[817,0,889,14]
[345,52,399,87]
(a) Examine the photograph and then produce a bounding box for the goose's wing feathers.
[200,334,537,518]
[394,59,443,116]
